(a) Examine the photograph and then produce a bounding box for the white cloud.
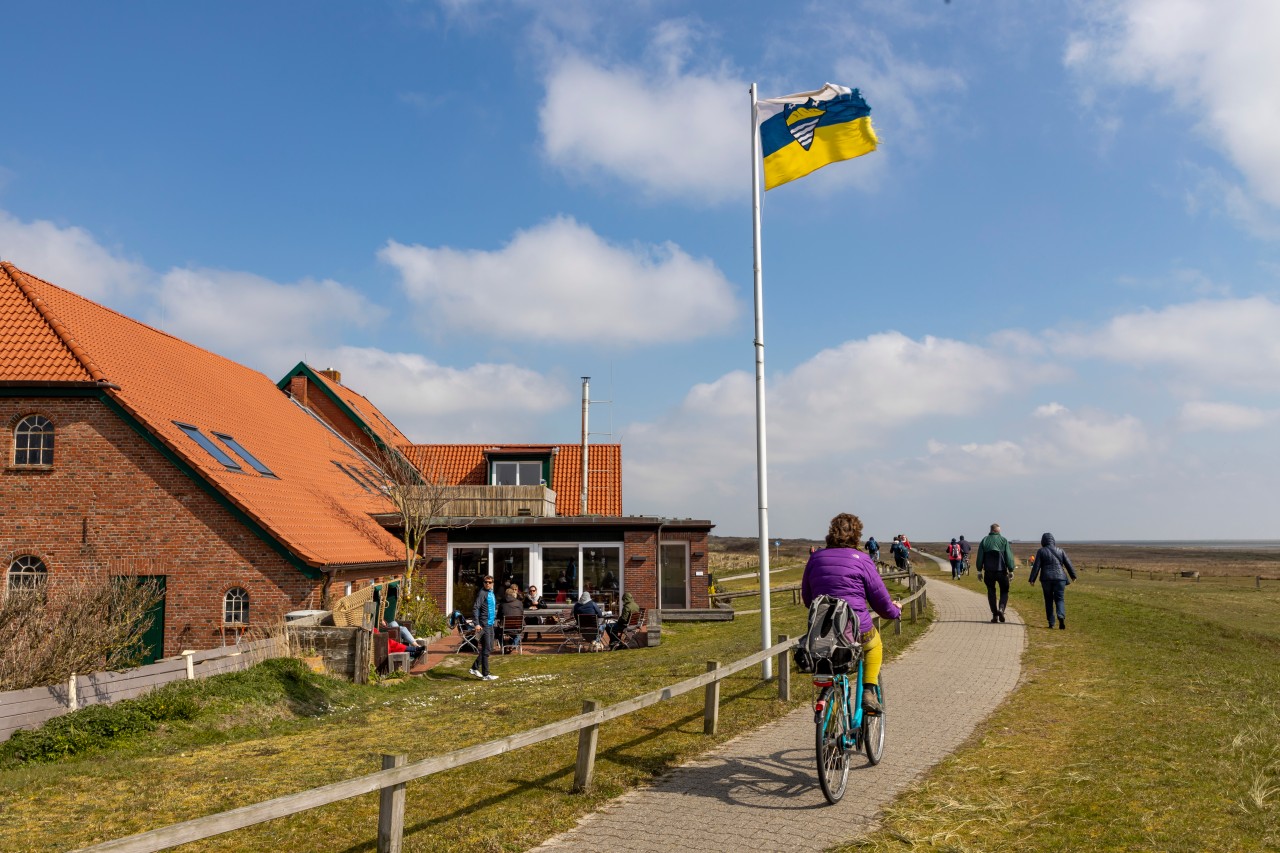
[380,216,739,345]
[1177,401,1274,432]
[152,268,385,371]
[1067,0,1280,210]
[540,53,745,203]
[0,210,150,299]
[623,331,1058,516]
[314,346,570,442]
[1056,296,1280,391]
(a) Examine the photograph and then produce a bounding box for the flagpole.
[750,83,773,680]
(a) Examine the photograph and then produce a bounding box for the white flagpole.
[750,83,773,680]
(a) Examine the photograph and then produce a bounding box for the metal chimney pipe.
[581,377,590,515]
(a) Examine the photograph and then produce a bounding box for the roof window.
[213,433,276,477]
[175,423,241,471]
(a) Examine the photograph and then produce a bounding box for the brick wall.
[1,396,323,656]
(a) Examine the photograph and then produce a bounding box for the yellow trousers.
[862,628,883,686]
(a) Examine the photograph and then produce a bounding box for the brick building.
[0,263,402,661]
[1,262,713,665]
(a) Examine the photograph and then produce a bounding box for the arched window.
[223,587,249,625]
[7,555,48,595]
[13,415,54,466]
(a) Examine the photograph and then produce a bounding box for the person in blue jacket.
[1029,532,1078,629]
[469,575,499,680]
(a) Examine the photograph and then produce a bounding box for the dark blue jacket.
[1030,533,1077,584]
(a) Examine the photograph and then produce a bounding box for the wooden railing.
[80,576,929,853]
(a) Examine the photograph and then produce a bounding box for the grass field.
[0,575,924,853]
[837,548,1280,853]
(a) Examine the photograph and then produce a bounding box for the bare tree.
[362,437,467,633]
[0,574,163,691]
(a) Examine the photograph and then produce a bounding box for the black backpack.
[795,595,860,675]
[982,548,1007,577]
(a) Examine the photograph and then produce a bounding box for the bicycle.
[812,650,886,804]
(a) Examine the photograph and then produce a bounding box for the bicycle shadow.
[629,744,885,811]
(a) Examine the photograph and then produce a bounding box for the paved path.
[530,554,1025,853]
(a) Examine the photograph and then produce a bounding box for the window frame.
[6,554,49,596]
[12,414,55,467]
[211,433,276,477]
[174,422,242,471]
[223,586,250,626]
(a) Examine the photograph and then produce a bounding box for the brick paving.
[529,553,1026,852]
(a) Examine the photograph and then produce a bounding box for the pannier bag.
[796,594,860,675]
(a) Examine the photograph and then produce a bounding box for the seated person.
[606,591,640,650]
[499,589,525,649]
[523,585,546,639]
[555,571,571,602]
[383,620,426,650]
[572,590,603,619]
[378,624,424,661]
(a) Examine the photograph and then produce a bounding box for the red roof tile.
[403,443,622,516]
[0,263,402,569]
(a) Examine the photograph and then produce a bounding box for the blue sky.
[3,0,1279,541]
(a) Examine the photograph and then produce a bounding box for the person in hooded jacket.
[802,513,902,714]
[1029,532,1077,629]
[946,538,963,579]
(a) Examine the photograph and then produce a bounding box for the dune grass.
[834,567,1280,853]
[2,577,926,853]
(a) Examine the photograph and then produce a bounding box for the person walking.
[976,523,1017,623]
[469,575,499,680]
[890,536,906,570]
[1029,532,1077,629]
[958,535,972,576]
[865,536,880,565]
[946,538,963,579]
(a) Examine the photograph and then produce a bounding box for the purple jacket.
[801,547,902,636]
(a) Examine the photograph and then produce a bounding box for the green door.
[134,576,166,664]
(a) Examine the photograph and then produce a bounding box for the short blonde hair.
[825,513,864,549]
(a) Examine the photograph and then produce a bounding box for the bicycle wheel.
[815,684,850,803]
[863,676,886,765]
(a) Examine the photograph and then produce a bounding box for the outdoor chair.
[574,613,602,653]
[499,615,524,654]
[555,611,583,653]
[612,607,647,650]
[449,610,481,656]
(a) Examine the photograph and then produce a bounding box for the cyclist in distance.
[802,513,903,713]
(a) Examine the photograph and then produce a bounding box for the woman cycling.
[801,513,902,713]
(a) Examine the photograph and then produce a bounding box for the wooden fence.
[0,637,286,744]
[78,576,928,853]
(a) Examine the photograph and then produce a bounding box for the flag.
[758,83,878,190]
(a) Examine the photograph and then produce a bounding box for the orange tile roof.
[303,365,412,449]
[403,443,622,516]
[0,262,402,570]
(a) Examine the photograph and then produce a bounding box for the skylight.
[213,433,276,477]
[175,423,241,471]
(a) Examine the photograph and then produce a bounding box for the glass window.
[223,587,249,624]
[7,555,48,596]
[541,547,579,603]
[451,547,489,612]
[581,547,621,613]
[175,423,241,470]
[13,415,54,466]
[493,547,529,592]
[212,433,276,477]
[492,460,543,485]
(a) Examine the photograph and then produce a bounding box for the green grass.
[834,570,1280,853]
[1,581,926,852]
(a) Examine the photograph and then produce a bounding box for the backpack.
[947,543,961,560]
[795,595,860,675]
[982,547,1007,576]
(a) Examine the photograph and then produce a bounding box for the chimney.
[318,368,342,384]
[289,375,308,406]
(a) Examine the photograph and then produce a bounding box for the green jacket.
[976,533,1017,576]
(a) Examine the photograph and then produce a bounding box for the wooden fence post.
[704,661,721,735]
[377,754,407,853]
[1258,576,1263,589]
[776,636,790,702]
[68,673,77,711]
[573,700,600,792]
[184,651,195,680]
